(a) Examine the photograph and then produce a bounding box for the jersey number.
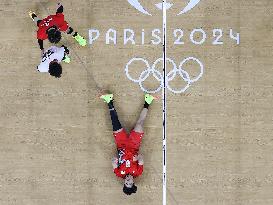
[126,160,131,168]
[41,17,53,27]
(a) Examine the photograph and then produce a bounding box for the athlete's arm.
[112,157,118,169]
[132,155,144,177]
[37,61,48,73]
[113,168,124,178]
[134,165,144,177]
[137,154,144,166]
[61,45,69,55]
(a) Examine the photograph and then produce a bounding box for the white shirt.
[37,46,65,72]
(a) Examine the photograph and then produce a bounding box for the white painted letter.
[106,29,117,45]
[89,29,100,45]
[151,29,162,45]
[173,29,184,45]
[141,29,145,45]
[190,28,207,45]
[230,29,240,45]
[124,29,136,45]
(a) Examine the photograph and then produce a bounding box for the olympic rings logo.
[125,57,204,94]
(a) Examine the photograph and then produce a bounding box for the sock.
[107,100,114,110]
[67,27,74,35]
[72,32,78,37]
[32,13,37,19]
[144,102,149,109]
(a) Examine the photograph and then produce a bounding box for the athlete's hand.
[61,45,69,55]
[112,157,118,169]
[137,154,144,165]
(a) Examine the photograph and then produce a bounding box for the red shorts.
[113,129,144,153]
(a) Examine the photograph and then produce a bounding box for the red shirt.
[37,13,69,40]
[113,150,143,178]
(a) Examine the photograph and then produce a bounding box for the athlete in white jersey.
[37,45,70,78]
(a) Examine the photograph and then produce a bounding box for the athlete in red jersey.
[29,3,86,56]
[100,93,155,195]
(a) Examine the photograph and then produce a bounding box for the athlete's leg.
[56,3,64,14]
[66,27,80,39]
[66,27,74,35]
[101,94,128,150]
[53,2,86,46]
[133,94,155,133]
[64,26,86,46]
[129,94,155,152]
[133,108,148,133]
[109,104,123,133]
[28,11,43,51]
[100,94,123,133]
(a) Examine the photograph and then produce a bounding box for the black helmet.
[48,61,62,78]
[123,184,137,195]
[48,27,62,44]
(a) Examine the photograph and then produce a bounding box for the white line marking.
[178,0,201,15]
[155,2,173,10]
[127,0,152,15]
[162,1,167,205]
